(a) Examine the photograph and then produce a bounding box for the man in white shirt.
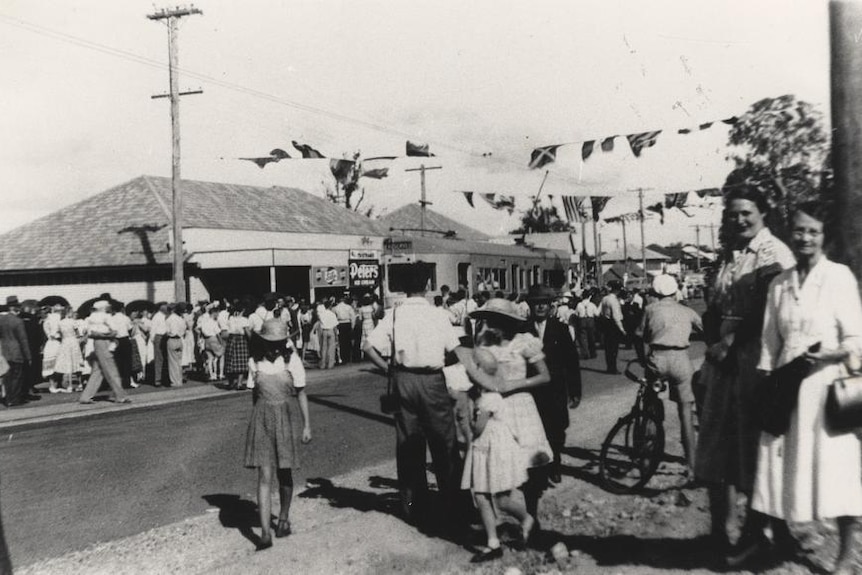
[108,302,134,388]
[599,281,627,374]
[165,302,187,386]
[573,290,600,359]
[317,300,338,369]
[150,302,169,386]
[364,262,488,535]
[333,295,357,364]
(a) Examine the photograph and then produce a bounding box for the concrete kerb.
[0,363,375,431]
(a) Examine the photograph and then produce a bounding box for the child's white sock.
[487,537,500,550]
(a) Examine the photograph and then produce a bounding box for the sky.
[0,0,832,251]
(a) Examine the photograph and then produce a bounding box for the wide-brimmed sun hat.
[469,298,525,323]
[652,274,679,297]
[259,318,289,342]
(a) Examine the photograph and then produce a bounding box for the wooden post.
[831,0,862,278]
[638,189,647,277]
[404,164,442,237]
[148,5,202,302]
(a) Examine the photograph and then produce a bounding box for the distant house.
[379,204,490,241]
[599,245,671,278]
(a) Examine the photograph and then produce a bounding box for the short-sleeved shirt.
[637,298,703,349]
[333,302,356,324]
[318,308,339,330]
[250,353,307,389]
[366,297,461,369]
[249,307,273,334]
[227,314,249,335]
[108,313,132,338]
[166,313,187,337]
[574,299,599,318]
[198,315,220,338]
[151,312,168,336]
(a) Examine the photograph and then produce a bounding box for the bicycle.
[598,359,668,494]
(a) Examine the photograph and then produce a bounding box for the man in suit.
[19,300,44,401]
[0,296,33,407]
[525,284,581,487]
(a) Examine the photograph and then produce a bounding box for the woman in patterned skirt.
[224,300,250,390]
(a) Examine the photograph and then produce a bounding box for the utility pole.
[404,164,442,237]
[690,224,702,270]
[708,222,716,253]
[148,4,203,303]
[592,216,602,287]
[831,0,862,281]
[629,188,653,279]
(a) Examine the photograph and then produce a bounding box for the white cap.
[652,275,679,297]
[92,300,110,311]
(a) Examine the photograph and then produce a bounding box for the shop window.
[387,263,436,293]
[475,267,507,292]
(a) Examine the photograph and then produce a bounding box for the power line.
[0,12,586,183]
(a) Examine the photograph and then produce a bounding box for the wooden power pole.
[404,164,442,236]
[831,0,862,280]
[148,5,203,303]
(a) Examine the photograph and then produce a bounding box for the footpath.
[9,353,848,575]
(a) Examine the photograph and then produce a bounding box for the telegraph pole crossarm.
[148,5,203,303]
[404,164,442,237]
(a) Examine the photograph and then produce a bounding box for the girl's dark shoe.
[255,537,273,551]
[275,519,292,538]
[470,546,503,563]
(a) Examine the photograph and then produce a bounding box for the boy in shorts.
[636,275,703,475]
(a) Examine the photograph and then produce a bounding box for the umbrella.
[126,299,156,315]
[39,295,70,308]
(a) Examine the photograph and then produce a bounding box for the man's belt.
[394,365,443,375]
[651,344,689,351]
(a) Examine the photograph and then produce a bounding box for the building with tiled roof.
[379,204,490,241]
[0,176,574,307]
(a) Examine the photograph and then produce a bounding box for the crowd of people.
[0,292,386,407]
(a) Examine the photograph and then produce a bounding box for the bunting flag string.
[479,193,516,214]
[460,191,475,208]
[292,140,326,159]
[528,145,560,169]
[329,159,354,184]
[238,148,291,169]
[581,141,595,162]
[626,130,662,157]
[590,196,612,221]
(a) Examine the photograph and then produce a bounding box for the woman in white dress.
[752,202,862,574]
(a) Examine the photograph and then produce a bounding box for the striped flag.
[626,131,662,157]
[528,145,560,169]
[561,195,586,223]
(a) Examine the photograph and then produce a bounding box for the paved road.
[1,366,394,567]
[1,336,706,569]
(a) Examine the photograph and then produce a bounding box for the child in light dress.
[461,347,534,563]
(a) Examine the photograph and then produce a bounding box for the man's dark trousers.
[2,362,26,405]
[393,370,459,527]
[337,323,353,363]
[600,318,623,373]
[115,336,132,387]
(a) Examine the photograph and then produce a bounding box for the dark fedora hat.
[6,295,20,306]
[525,284,557,302]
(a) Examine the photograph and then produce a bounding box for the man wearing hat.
[636,274,703,473]
[79,300,130,405]
[599,280,628,374]
[525,284,581,487]
[0,296,32,406]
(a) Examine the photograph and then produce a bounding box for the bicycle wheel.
[599,411,665,494]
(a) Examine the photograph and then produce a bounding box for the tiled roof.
[390,234,569,261]
[601,245,670,262]
[489,232,575,253]
[0,176,388,271]
[380,204,490,241]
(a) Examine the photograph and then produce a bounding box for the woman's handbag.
[756,355,810,436]
[379,309,399,414]
[826,373,862,432]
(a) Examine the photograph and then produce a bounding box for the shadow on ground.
[202,493,263,547]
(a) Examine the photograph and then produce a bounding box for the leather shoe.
[549,472,562,484]
[470,546,503,563]
[25,394,41,401]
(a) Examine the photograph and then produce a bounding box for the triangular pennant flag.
[664,192,689,209]
[581,141,595,162]
[645,203,665,225]
[270,148,291,159]
[239,148,291,169]
[360,167,389,179]
[698,122,713,130]
[694,187,722,198]
[461,191,475,208]
[678,128,692,134]
[528,145,560,169]
[292,140,325,159]
[479,193,515,214]
[329,159,354,184]
[722,116,739,125]
[601,136,615,152]
[561,195,582,224]
[590,196,612,221]
[547,194,554,201]
[406,141,434,157]
[626,130,662,157]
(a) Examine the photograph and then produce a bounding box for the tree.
[510,198,571,234]
[723,94,830,242]
[321,151,375,211]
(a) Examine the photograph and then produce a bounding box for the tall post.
[638,189,647,277]
[621,217,629,278]
[580,219,588,284]
[148,5,203,303]
[831,0,862,278]
[694,225,701,270]
[709,223,716,253]
[592,217,602,287]
[404,164,442,237]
